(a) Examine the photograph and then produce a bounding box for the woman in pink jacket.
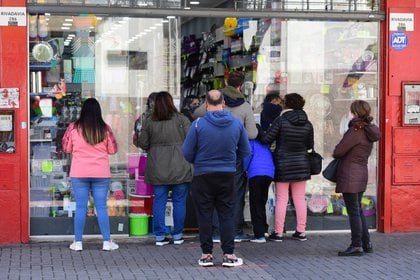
[62,98,119,251]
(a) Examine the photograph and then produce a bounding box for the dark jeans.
[212,162,247,237]
[191,172,235,255]
[342,192,370,247]
[249,176,271,238]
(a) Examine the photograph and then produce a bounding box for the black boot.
[338,246,364,256]
[362,242,373,253]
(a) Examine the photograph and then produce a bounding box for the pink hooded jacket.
[62,122,118,178]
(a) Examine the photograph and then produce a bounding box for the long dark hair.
[75,98,108,145]
[152,91,178,121]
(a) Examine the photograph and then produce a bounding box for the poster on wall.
[0,88,19,108]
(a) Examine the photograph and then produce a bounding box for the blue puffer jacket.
[243,139,274,179]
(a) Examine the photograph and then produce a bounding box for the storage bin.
[127,153,141,175]
[138,154,147,176]
[129,194,153,215]
[129,214,149,236]
[135,176,153,195]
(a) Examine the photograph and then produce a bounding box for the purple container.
[135,176,153,195]
[138,155,147,176]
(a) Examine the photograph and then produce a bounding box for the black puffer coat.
[259,109,314,182]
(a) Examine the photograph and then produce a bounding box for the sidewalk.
[1,231,419,280]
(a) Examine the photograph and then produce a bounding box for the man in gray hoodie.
[193,71,257,241]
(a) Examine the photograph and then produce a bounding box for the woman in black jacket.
[259,93,314,242]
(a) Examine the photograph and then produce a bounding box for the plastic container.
[127,153,141,175]
[138,154,147,176]
[129,193,153,215]
[129,214,149,236]
[135,176,153,195]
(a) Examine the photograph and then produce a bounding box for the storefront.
[0,0,419,244]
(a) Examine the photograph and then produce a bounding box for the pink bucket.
[127,154,141,175]
[135,176,154,195]
[138,155,147,176]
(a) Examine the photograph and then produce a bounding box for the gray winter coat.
[137,113,193,185]
[333,121,380,193]
[259,109,314,182]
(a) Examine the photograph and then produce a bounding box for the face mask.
[190,104,200,113]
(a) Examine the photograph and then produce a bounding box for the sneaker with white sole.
[268,232,284,242]
[155,237,170,246]
[69,241,83,251]
[222,254,243,267]
[198,254,214,267]
[173,238,184,245]
[103,240,119,251]
[292,231,307,241]
[250,236,266,243]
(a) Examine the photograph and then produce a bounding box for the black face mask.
[189,104,200,113]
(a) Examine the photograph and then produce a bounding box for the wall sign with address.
[0,7,26,27]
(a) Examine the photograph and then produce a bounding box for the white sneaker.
[103,240,119,251]
[69,241,83,251]
[222,254,243,267]
[173,238,184,245]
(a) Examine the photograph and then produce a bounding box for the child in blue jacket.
[243,138,275,243]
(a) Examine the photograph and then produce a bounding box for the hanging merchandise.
[223,17,238,37]
[234,18,251,34]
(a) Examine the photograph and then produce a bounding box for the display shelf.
[335,71,377,76]
[30,139,53,142]
[334,98,377,102]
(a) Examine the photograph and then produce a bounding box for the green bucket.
[129,214,149,236]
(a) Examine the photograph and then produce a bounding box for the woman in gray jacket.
[137,91,193,246]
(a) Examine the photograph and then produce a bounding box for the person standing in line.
[180,95,201,123]
[260,91,283,131]
[182,90,250,267]
[133,92,158,147]
[193,71,257,242]
[62,98,119,251]
[258,93,314,242]
[137,91,193,246]
[243,135,275,243]
[334,100,379,256]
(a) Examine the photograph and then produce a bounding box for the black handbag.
[322,159,339,183]
[308,150,323,175]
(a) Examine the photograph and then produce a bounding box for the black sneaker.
[292,231,307,241]
[155,237,170,246]
[222,254,243,267]
[268,232,283,242]
[198,254,214,267]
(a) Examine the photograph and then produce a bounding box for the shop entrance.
[27,6,381,236]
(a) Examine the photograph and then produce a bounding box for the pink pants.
[274,181,307,234]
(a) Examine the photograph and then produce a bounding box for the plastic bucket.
[138,155,147,176]
[129,214,149,236]
[127,153,141,175]
[135,176,153,195]
[129,193,153,215]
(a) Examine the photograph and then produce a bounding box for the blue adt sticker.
[390,31,408,51]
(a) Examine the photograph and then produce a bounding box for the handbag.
[322,158,339,183]
[308,150,323,175]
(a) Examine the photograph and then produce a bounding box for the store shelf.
[334,98,377,102]
[335,71,377,76]
[30,139,53,142]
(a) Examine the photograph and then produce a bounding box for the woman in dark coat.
[333,100,380,256]
[259,93,314,242]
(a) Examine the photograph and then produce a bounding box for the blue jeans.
[71,178,111,241]
[153,183,189,241]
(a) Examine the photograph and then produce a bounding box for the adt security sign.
[390,31,408,51]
